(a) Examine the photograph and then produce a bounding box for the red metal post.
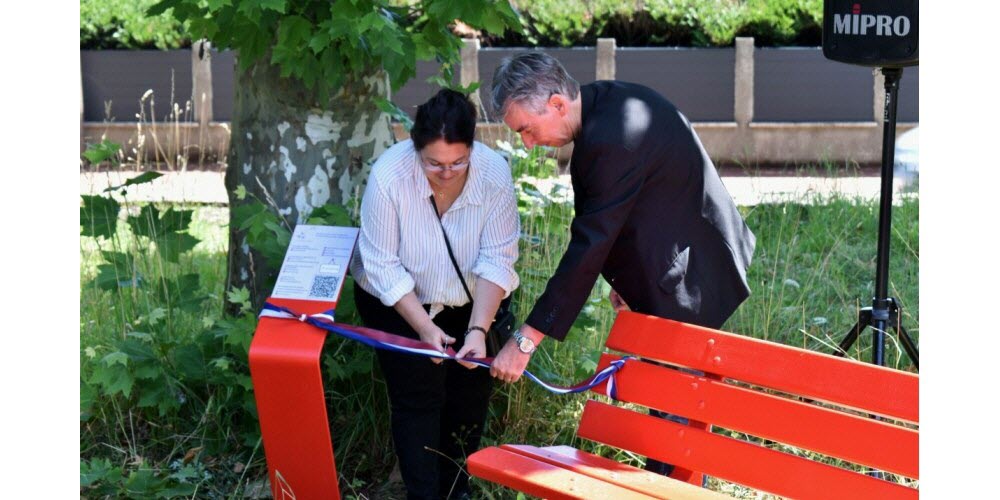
[249,297,343,500]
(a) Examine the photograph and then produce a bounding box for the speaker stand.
[834,67,919,371]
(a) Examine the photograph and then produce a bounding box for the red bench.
[468,311,918,499]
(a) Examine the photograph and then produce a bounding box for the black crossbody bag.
[429,196,515,357]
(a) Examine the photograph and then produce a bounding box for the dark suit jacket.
[525,81,756,340]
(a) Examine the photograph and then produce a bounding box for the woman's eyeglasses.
[421,159,470,173]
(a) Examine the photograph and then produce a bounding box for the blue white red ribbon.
[259,302,634,399]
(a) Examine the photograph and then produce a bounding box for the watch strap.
[465,326,488,337]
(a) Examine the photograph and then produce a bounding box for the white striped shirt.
[350,139,520,318]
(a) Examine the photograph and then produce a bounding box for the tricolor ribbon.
[260,302,634,399]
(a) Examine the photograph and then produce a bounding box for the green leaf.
[276,15,313,51]
[411,32,437,60]
[481,12,506,35]
[133,362,162,381]
[213,315,256,354]
[157,483,198,498]
[205,0,229,11]
[258,0,287,14]
[137,382,171,408]
[124,469,163,495]
[128,206,200,259]
[171,344,207,381]
[244,217,292,265]
[101,251,135,273]
[91,251,140,291]
[80,195,120,239]
[226,287,251,313]
[236,373,254,391]
[148,307,168,325]
[102,351,129,368]
[373,97,414,131]
[308,31,331,54]
[104,172,164,193]
[211,357,232,372]
[145,0,183,18]
[453,81,481,95]
[168,464,201,483]
[155,233,200,263]
[163,273,206,312]
[126,331,154,343]
[92,264,142,291]
[158,208,195,234]
[80,457,119,487]
[127,204,162,239]
[305,203,354,226]
[90,362,134,398]
[233,200,270,232]
[82,139,121,165]
[234,184,247,200]
[189,16,222,45]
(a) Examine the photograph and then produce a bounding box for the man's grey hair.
[490,52,580,118]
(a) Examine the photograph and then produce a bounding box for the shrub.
[80,0,190,49]
[80,0,827,50]
[735,0,824,46]
[491,0,821,48]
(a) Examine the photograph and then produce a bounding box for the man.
[488,52,756,477]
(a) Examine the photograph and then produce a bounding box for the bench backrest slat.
[578,401,918,500]
[593,353,918,478]
[607,312,918,422]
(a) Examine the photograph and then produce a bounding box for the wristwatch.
[513,329,536,354]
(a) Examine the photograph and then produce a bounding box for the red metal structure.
[249,296,343,500]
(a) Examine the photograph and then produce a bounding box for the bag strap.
[429,196,474,302]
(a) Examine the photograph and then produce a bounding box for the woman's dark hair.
[410,89,477,150]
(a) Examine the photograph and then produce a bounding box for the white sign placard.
[271,224,359,302]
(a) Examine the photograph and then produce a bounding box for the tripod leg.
[887,297,919,370]
[896,323,919,370]
[836,309,871,357]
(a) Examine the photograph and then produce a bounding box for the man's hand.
[609,288,630,312]
[490,324,544,383]
[455,331,486,369]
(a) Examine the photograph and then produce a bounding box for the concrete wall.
[81,42,919,165]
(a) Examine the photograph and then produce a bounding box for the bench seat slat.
[497,444,728,499]
[607,312,918,422]
[467,446,661,500]
[594,354,919,478]
[578,400,918,500]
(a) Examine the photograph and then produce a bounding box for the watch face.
[518,337,535,354]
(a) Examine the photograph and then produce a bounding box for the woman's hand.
[455,330,487,369]
[416,323,456,364]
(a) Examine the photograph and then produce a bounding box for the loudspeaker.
[822,0,918,68]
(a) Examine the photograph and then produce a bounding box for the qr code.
[309,275,340,298]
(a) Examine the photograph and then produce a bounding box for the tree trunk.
[224,58,395,314]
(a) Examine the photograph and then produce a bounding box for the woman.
[349,89,520,500]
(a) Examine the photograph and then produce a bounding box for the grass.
[80,174,918,497]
